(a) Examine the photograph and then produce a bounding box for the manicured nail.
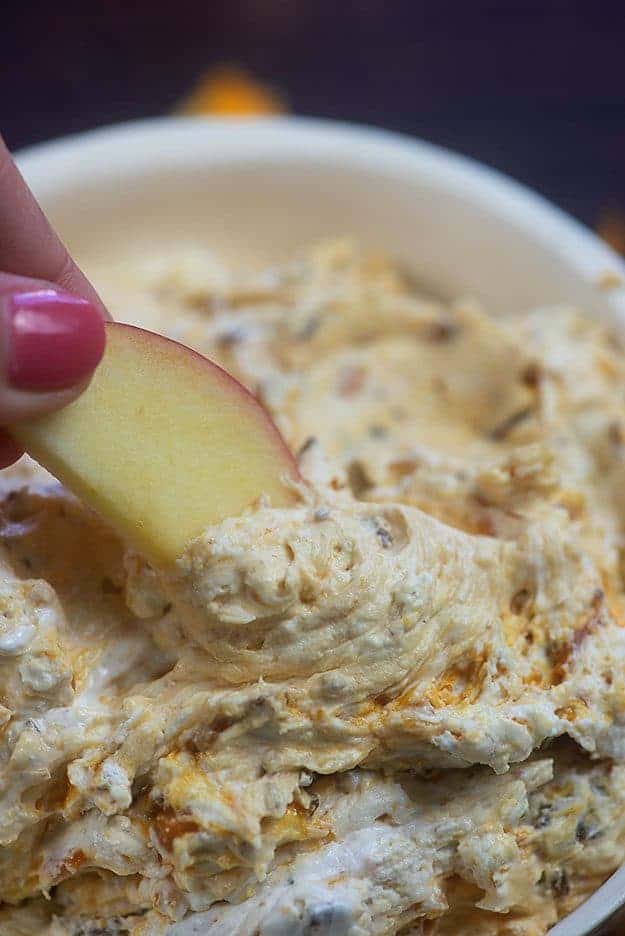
[6,289,105,391]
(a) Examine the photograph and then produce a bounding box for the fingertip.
[52,253,112,323]
[4,286,106,392]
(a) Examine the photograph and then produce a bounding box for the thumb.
[0,273,105,466]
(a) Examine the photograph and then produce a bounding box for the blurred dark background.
[3,0,625,237]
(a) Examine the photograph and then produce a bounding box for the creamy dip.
[2,241,625,935]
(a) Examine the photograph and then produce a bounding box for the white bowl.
[16,116,625,936]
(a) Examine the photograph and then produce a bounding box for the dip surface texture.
[2,242,625,935]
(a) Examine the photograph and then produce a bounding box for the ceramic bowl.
[16,116,625,936]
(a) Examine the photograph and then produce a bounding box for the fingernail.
[6,289,105,391]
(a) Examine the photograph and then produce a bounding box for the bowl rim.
[16,115,625,308]
[14,115,625,936]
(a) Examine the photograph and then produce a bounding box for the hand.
[0,135,107,467]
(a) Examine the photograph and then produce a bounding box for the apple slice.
[10,322,299,567]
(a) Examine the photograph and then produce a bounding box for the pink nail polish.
[6,289,105,391]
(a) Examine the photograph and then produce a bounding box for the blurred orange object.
[178,65,285,116]
[597,211,625,256]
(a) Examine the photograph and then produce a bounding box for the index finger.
[0,135,109,319]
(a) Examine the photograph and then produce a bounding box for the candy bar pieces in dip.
[2,241,625,936]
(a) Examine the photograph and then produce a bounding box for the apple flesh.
[10,322,299,567]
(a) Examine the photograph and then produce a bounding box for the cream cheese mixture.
[2,241,625,934]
